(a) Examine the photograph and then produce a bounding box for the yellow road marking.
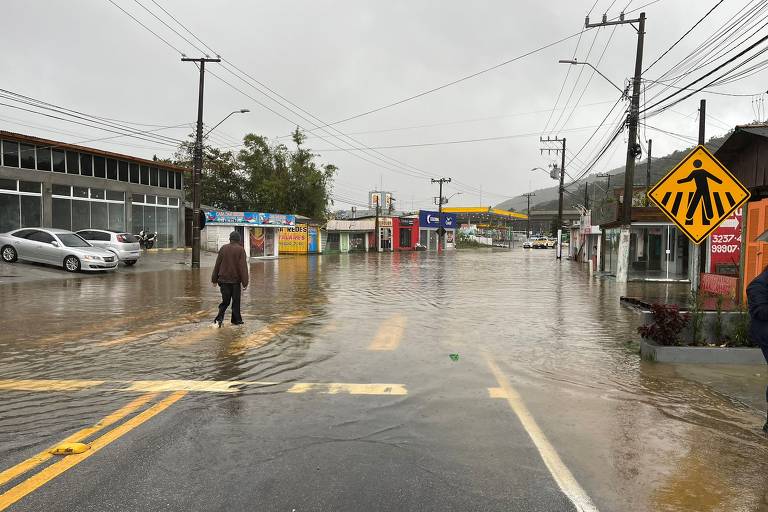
[286,382,407,395]
[0,380,104,392]
[368,314,408,351]
[164,325,217,347]
[485,356,599,512]
[225,311,309,355]
[0,391,185,511]
[0,393,156,486]
[0,379,407,396]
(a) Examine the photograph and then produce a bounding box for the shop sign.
[379,218,393,228]
[205,211,296,226]
[419,210,457,229]
[709,208,742,274]
[399,217,414,226]
[279,225,308,253]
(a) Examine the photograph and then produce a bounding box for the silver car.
[76,229,141,266]
[0,228,118,272]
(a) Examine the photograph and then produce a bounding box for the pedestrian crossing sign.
[648,145,749,244]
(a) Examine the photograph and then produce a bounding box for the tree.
[174,128,338,218]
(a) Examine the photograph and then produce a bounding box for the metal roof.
[441,206,528,220]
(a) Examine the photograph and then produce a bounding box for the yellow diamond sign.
[648,145,749,244]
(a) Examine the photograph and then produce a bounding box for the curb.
[640,339,765,364]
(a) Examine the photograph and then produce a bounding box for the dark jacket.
[747,269,768,347]
[211,242,249,287]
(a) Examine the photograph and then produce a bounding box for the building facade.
[202,211,296,259]
[0,131,186,247]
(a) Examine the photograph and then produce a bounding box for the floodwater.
[0,249,766,511]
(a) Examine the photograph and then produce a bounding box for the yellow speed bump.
[50,443,90,456]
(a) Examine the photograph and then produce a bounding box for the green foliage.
[712,294,724,343]
[176,128,337,219]
[730,304,752,347]
[638,303,690,346]
[688,291,706,346]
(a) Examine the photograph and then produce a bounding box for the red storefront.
[393,216,419,251]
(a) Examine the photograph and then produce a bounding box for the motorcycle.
[136,230,158,250]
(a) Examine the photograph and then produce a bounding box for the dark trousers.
[762,344,768,403]
[215,282,242,324]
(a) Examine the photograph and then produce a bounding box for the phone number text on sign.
[709,208,742,273]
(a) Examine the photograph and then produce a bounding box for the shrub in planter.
[638,303,690,346]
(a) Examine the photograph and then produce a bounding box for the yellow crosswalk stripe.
[368,314,408,351]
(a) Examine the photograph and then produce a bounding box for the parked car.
[545,237,557,248]
[76,229,141,266]
[0,228,118,272]
[532,237,549,249]
[523,239,534,249]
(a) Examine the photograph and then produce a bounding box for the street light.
[443,192,462,204]
[204,109,250,138]
[531,166,559,181]
[558,59,625,95]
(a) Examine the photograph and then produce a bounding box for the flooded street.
[1,249,767,511]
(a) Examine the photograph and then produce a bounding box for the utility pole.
[586,11,646,282]
[431,178,451,253]
[523,192,535,238]
[540,136,566,259]
[182,55,221,269]
[691,99,706,292]
[645,139,653,193]
[374,195,381,252]
[584,182,589,211]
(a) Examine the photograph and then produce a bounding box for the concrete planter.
[640,339,765,364]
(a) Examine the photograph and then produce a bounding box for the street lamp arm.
[558,60,624,95]
[204,109,250,138]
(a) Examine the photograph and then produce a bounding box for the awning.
[441,206,527,220]
[325,219,376,231]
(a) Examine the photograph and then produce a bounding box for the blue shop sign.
[205,210,295,227]
[419,210,457,229]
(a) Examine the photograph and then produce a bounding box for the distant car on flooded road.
[0,228,118,272]
[76,229,141,266]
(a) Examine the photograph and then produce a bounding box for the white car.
[0,228,118,272]
[76,229,141,266]
[523,239,534,248]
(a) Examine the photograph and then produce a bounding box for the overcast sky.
[2,0,766,210]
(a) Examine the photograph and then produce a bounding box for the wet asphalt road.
[1,249,767,511]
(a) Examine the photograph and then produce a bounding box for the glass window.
[159,168,168,188]
[72,200,90,231]
[36,147,51,171]
[176,172,183,190]
[157,196,168,205]
[107,158,118,180]
[168,197,179,207]
[52,150,66,172]
[52,184,71,196]
[108,202,125,231]
[19,144,35,169]
[140,165,149,185]
[78,230,95,240]
[132,194,144,203]
[144,205,156,233]
[66,151,79,174]
[19,181,41,194]
[91,202,108,230]
[150,167,159,187]
[94,231,111,241]
[167,207,178,247]
[131,204,143,234]
[57,233,90,248]
[80,154,93,177]
[0,179,16,191]
[129,163,140,184]
[106,190,124,201]
[156,206,168,248]
[0,193,20,232]
[12,229,36,239]
[145,195,157,204]
[93,156,105,178]
[52,198,71,230]
[118,161,128,182]
[90,189,105,200]
[20,196,41,227]
[27,230,54,243]
[2,140,19,167]
[73,186,89,198]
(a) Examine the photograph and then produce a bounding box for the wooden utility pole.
[182,56,221,269]
[645,139,653,193]
[691,99,706,292]
[431,178,451,253]
[540,137,566,259]
[523,192,535,237]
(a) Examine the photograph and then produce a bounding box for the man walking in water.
[677,159,723,225]
[211,231,249,327]
[747,267,768,433]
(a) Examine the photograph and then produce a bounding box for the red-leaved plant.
[637,303,690,346]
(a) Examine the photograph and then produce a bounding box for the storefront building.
[323,219,375,253]
[418,210,457,250]
[278,223,321,254]
[202,211,295,259]
[393,216,419,251]
[0,131,186,247]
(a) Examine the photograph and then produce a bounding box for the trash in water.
[449,353,459,361]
